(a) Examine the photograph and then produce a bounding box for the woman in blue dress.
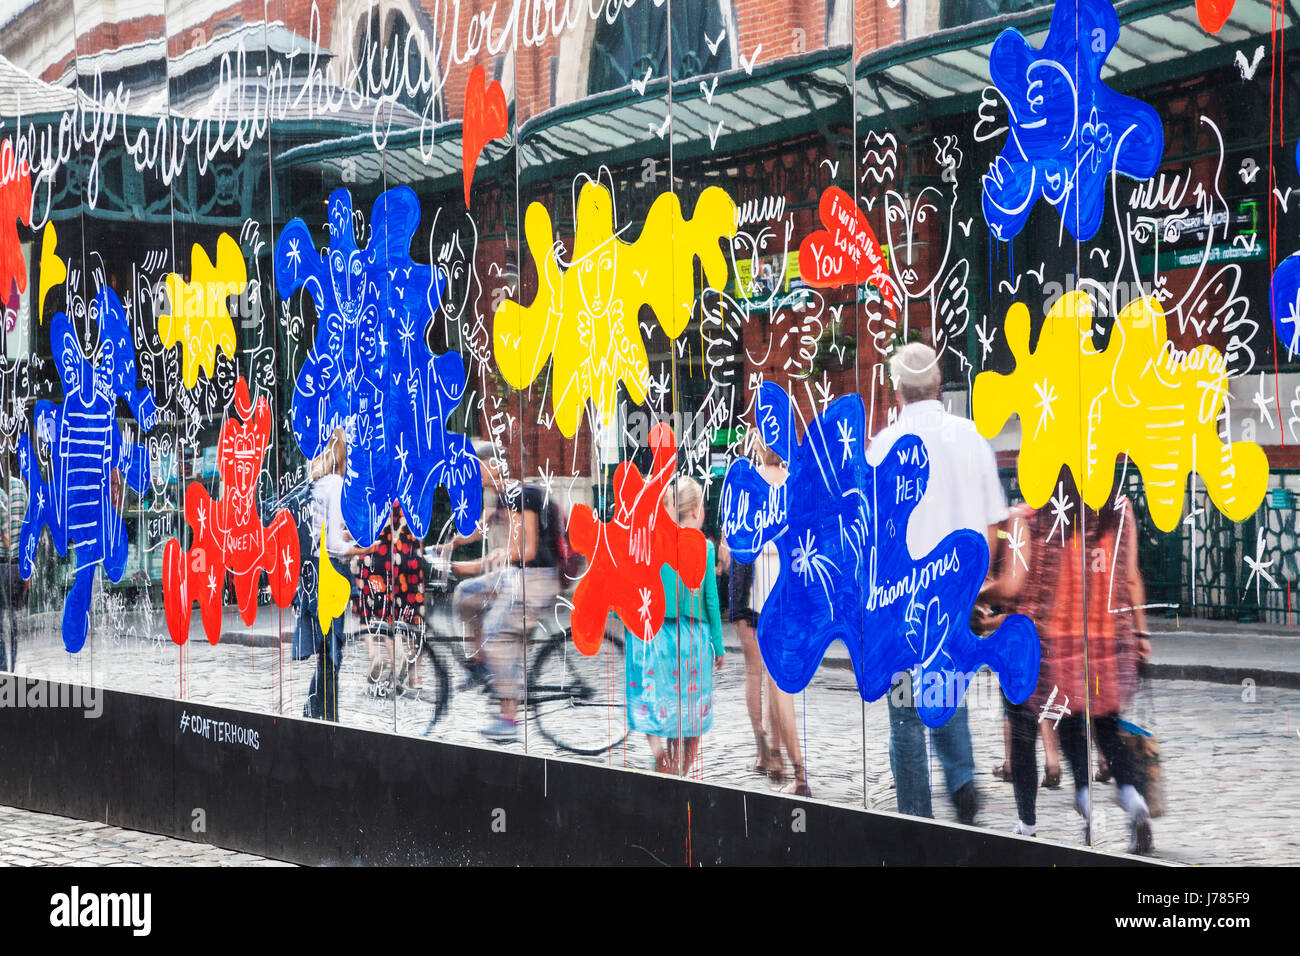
[625,477,725,775]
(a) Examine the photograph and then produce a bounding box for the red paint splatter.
[0,137,32,330]
[462,65,508,207]
[1196,0,1235,32]
[568,424,707,655]
[163,377,301,645]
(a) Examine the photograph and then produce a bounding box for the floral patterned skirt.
[625,617,715,737]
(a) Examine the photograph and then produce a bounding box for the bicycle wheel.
[529,628,630,756]
[414,632,452,732]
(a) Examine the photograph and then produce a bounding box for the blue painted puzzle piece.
[720,382,1040,727]
[19,286,156,653]
[1270,142,1300,357]
[982,0,1164,242]
[274,186,481,547]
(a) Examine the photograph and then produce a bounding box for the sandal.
[781,764,811,797]
[766,748,787,785]
[992,762,1012,782]
[1041,766,1061,789]
[750,733,774,775]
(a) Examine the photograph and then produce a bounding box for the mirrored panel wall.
[1,0,1298,864]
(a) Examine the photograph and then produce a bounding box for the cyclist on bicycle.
[435,442,506,688]
[436,441,562,742]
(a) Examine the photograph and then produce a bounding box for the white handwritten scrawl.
[493,180,735,437]
[274,186,481,547]
[19,286,158,653]
[719,382,1039,728]
[973,292,1268,532]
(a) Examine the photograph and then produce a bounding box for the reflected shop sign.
[0,0,1297,868]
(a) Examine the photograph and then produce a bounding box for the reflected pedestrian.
[983,468,1154,853]
[625,478,725,775]
[866,342,1007,824]
[0,458,27,671]
[296,428,363,722]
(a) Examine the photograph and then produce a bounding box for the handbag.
[1118,665,1164,817]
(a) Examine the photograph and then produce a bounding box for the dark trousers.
[306,616,344,722]
[0,562,22,672]
[1007,701,1136,827]
[1059,712,1135,791]
[1006,701,1040,826]
[298,561,353,723]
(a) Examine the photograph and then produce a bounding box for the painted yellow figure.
[159,232,244,388]
[493,181,736,437]
[973,291,1268,532]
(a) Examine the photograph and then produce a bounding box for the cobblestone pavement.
[8,602,1300,866]
[0,805,293,866]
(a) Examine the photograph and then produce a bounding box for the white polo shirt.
[865,399,1009,558]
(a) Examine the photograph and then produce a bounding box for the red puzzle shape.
[568,424,707,655]
[0,138,32,323]
[462,64,508,207]
[797,185,895,318]
[163,377,300,645]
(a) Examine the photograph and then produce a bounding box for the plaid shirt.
[1020,498,1140,718]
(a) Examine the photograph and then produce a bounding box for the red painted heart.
[462,65,508,207]
[798,185,895,319]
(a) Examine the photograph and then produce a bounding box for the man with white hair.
[865,341,1009,825]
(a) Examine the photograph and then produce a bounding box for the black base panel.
[0,676,1140,866]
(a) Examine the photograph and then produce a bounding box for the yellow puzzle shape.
[159,232,243,389]
[317,524,351,634]
[38,223,66,322]
[493,182,736,437]
[972,291,1268,532]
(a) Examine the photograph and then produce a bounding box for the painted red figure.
[164,377,300,645]
[567,424,707,655]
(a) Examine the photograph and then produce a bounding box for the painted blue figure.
[720,382,1040,728]
[1271,142,1300,357]
[18,286,158,653]
[274,186,481,548]
[982,0,1163,242]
